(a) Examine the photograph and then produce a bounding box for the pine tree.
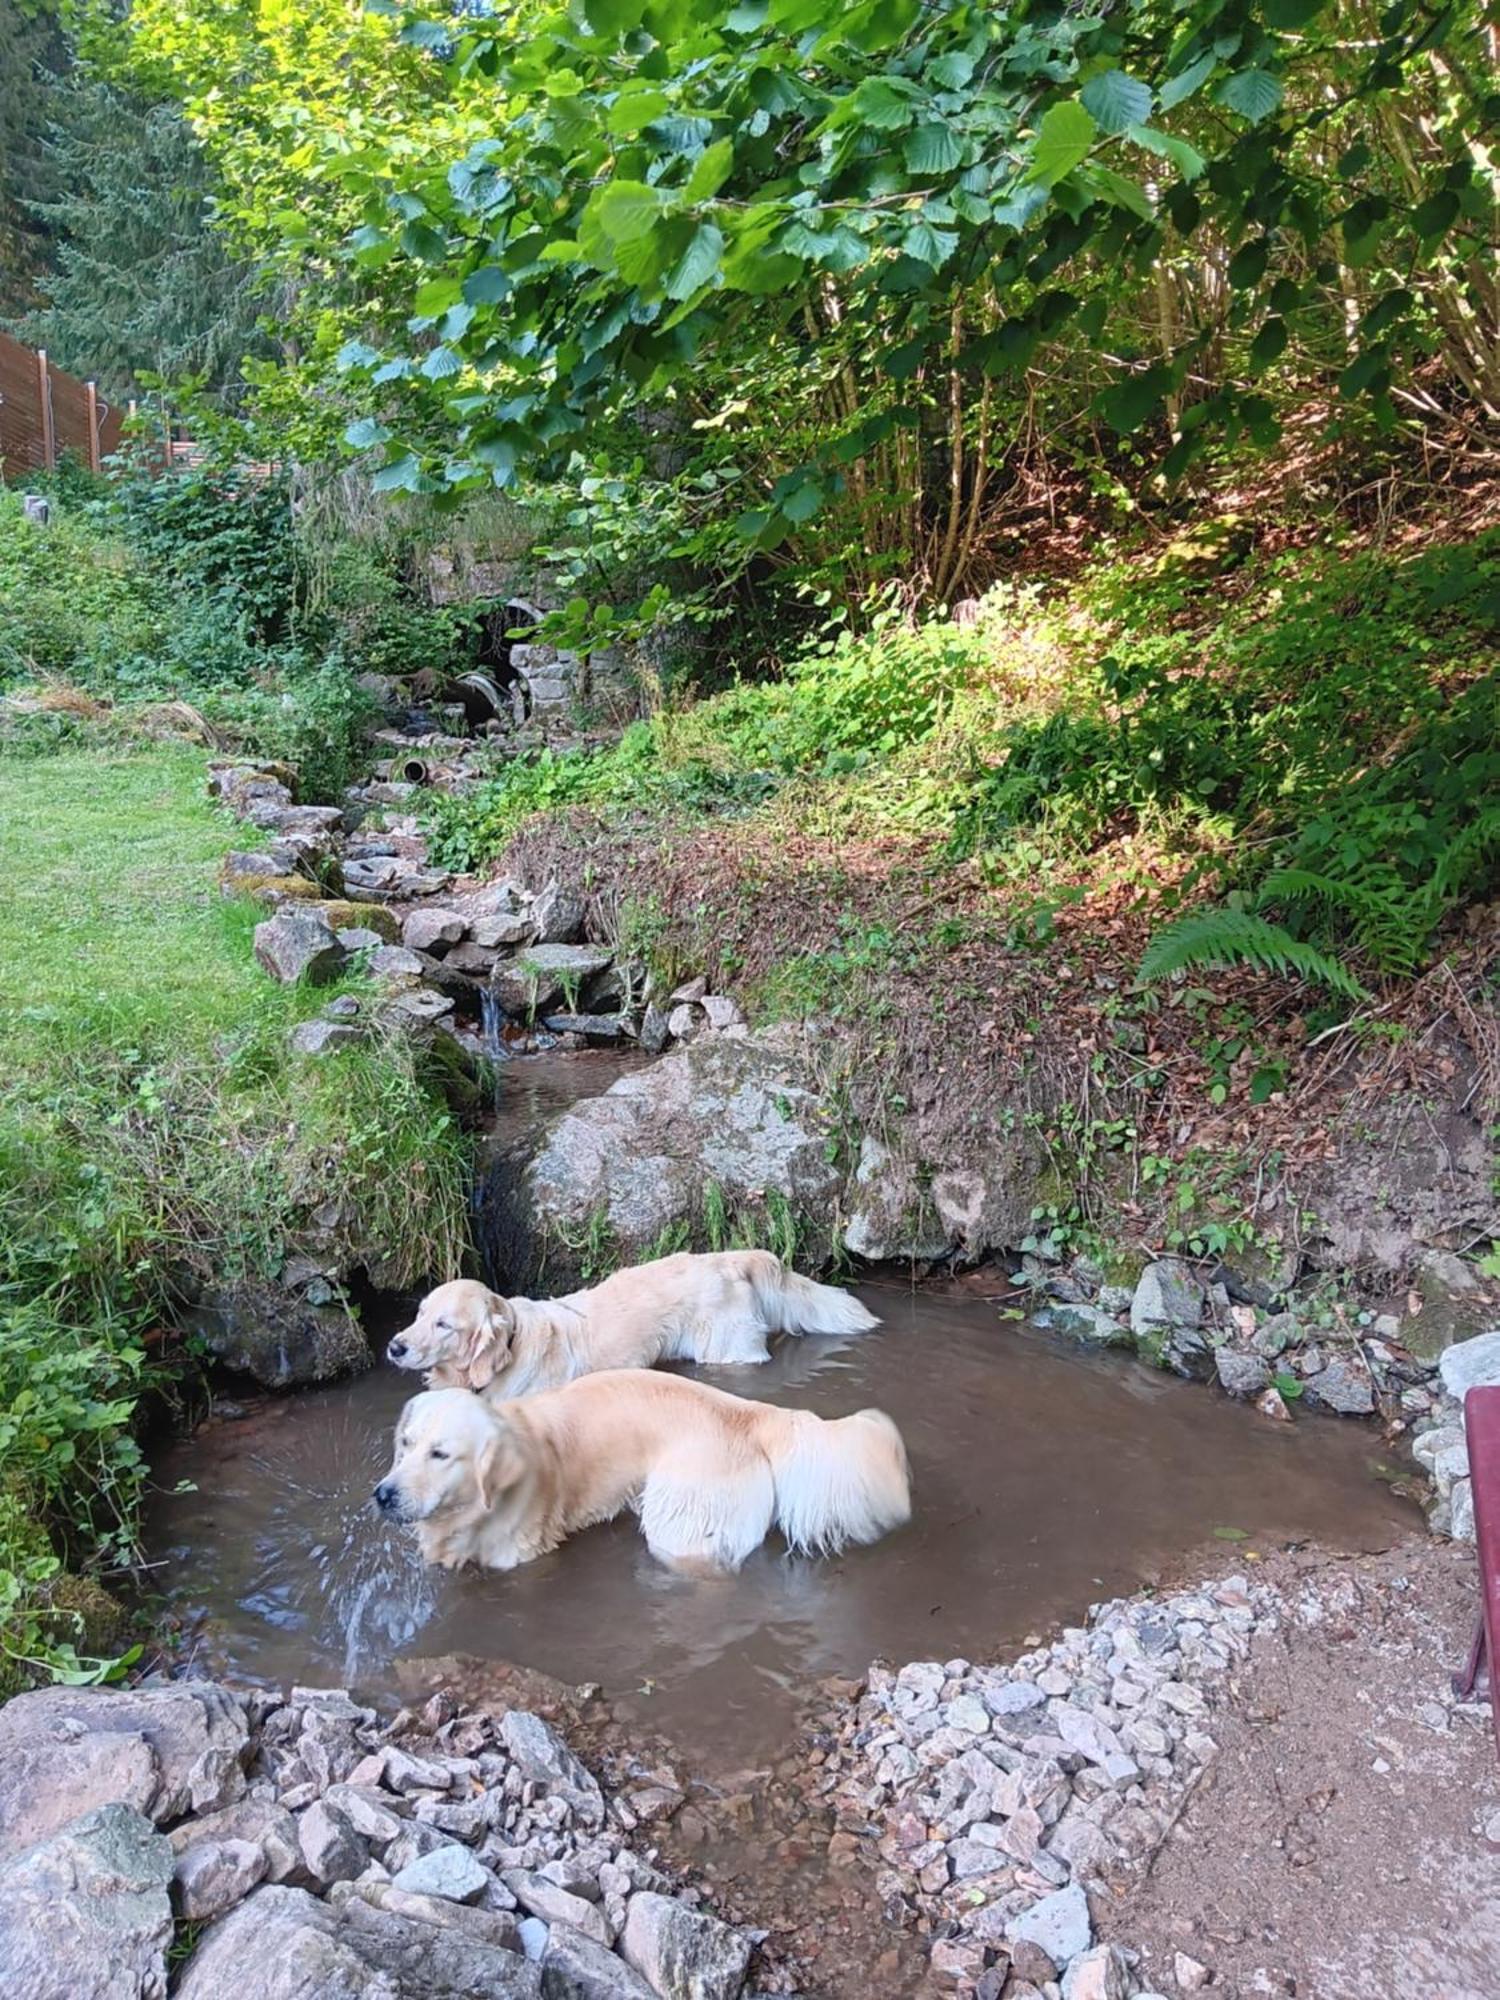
[0,0,68,314]
[11,76,268,400]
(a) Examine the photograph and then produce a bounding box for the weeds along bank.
[446,509,1499,1283]
[0,469,487,1691]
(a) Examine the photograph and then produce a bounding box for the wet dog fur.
[386,1250,879,1400]
[374,1370,911,1575]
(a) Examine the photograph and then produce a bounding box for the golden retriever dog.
[373,1370,911,1574]
[386,1249,879,1399]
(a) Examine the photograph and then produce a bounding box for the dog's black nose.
[387,1339,407,1362]
[373,1481,397,1513]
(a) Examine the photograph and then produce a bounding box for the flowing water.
[146,1281,1417,1767]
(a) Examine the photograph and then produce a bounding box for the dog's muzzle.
[386,1338,409,1363]
[373,1480,401,1515]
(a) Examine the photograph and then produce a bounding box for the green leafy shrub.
[205,653,383,803]
[118,465,296,643]
[0,488,164,687]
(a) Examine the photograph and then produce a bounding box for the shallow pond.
[147,1280,1416,1767]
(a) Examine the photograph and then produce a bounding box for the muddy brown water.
[147,1289,1417,1768]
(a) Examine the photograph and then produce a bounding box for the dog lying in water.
[373,1370,911,1574]
[386,1249,879,1399]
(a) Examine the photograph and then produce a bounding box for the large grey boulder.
[492,944,615,1017]
[175,1886,393,2000]
[174,1835,269,1919]
[0,1803,174,2000]
[1005,1882,1092,1966]
[1439,1329,1500,1403]
[186,1279,369,1388]
[177,1882,544,1999]
[841,1137,947,1263]
[1131,1260,1211,1375]
[253,908,347,985]
[0,1682,249,1860]
[168,1797,301,1882]
[542,1921,659,1999]
[619,1891,751,2000]
[518,1026,841,1276]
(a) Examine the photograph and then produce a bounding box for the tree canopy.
[94,0,1500,607]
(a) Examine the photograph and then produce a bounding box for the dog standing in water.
[374,1371,911,1574]
[386,1250,878,1399]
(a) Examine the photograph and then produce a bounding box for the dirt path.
[1103,1543,1500,2000]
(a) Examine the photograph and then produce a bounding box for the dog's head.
[386,1279,516,1389]
[373,1388,529,1525]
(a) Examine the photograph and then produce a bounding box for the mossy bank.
[0,740,470,1687]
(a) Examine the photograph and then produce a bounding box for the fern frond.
[1430,807,1500,903]
[1259,867,1379,916]
[1138,910,1369,1001]
[1259,864,1421,975]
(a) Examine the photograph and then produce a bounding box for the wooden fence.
[0,331,124,480]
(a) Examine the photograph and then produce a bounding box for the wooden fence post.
[36,348,56,471]
[86,381,101,473]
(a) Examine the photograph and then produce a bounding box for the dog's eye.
[429,1447,449,1460]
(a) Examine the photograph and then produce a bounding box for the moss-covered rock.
[310,900,401,943]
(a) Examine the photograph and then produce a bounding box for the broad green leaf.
[1362,286,1414,336]
[584,0,648,32]
[1412,188,1461,240]
[463,266,511,305]
[1263,0,1327,24]
[1086,167,1155,222]
[371,454,422,493]
[399,220,447,262]
[904,124,964,175]
[781,221,869,272]
[605,85,670,135]
[665,222,725,299]
[587,180,665,248]
[782,478,824,523]
[1158,52,1215,110]
[1026,101,1097,188]
[1248,316,1289,371]
[413,275,462,318]
[1080,70,1152,136]
[419,345,462,379]
[928,50,975,91]
[902,219,959,267]
[1216,69,1283,122]
[1227,237,1270,288]
[334,339,379,371]
[473,434,517,473]
[1097,361,1174,433]
[848,77,919,131]
[401,20,452,50]
[684,139,735,201]
[1127,125,1205,181]
[343,416,390,449]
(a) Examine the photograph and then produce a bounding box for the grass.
[0,739,470,1687]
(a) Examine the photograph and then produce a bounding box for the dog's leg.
[686,1286,776,1366]
[638,1450,775,1571]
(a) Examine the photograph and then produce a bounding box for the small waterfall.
[479,984,504,1057]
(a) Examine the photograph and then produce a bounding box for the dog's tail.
[769,1406,911,1556]
[745,1252,880,1337]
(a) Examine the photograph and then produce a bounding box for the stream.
[141,1049,1423,1994]
[147,1035,1417,1768]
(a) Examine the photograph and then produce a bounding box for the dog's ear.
[465,1291,515,1389]
[475,1416,524,1510]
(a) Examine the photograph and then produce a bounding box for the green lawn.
[0,740,469,1685]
